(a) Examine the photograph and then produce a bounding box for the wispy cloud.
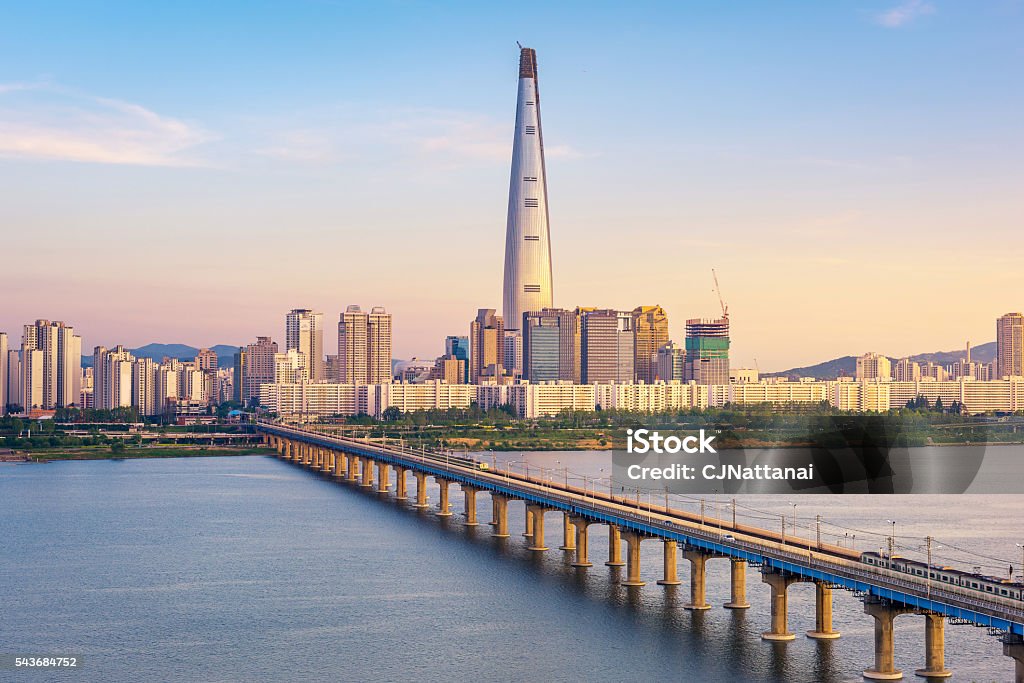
[0,83,213,166]
[876,0,935,27]
[252,106,586,169]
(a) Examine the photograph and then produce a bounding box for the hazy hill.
[82,343,240,368]
[768,341,996,380]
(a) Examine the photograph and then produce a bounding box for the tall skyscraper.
[997,312,1024,378]
[470,309,505,384]
[632,306,669,383]
[286,309,324,381]
[684,317,730,386]
[656,341,686,382]
[580,310,634,384]
[522,308,576,382]
[93,345,135,410]
[502,45,554,331]
[337,305,392,385]
[20,320,81,409]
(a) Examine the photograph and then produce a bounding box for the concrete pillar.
[657,540,681,586]
[332,451,343,477]
[761,572,798,641]
[360,458,374,488]
[807,582,841,639]
[914,614,951,678]
[1003,637,1024,683]
[863,600,914,680]
[463,486,478,526]
[559,513,576,550]
[621,531,645,586]
[376,462,390,493]
[413,471,429,508]
[527,505,547,551]
[523,508,534,538]
[324,451,334,473]
[394,467,408,500]
[488,498,499,526]
[570,517,592,567]
[492,495,510,537]
[346,456,359,482]
[724,559,751,609]
[606,525,625,566]
[436,477,452,516]
[682,549,710,609]
[305,444,313,466]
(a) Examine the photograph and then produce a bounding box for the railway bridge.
[258,421,1024,681]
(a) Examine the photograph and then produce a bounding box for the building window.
[523,176,537,182]
[524,285,541,293]
[525,125,536,134]
[524,198,539,207]
[524,235,540,241]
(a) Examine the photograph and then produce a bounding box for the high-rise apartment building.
[6,349,21,412]
[93,345,135,410]
[274,349,308,384]
[632,306,669,383]
[894,358,921,382]
[337,305,392,385]
[503,330,523,379]
[502,46,554,332]
[470,309,505,384]
[242,337,278,402]
[997,312,1024,378]
[195,348,218,372]
[855,352,892,382]
[522,308,575,382]
[684,317,730,386]
[232,348,246,403]
[580,310,634,384]
[445,336,470,384]
[0,332,6,413]
[20,320,81,409]
[286,309,324,381]
[21,348,43,411]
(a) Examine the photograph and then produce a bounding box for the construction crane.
[712,269,729,320]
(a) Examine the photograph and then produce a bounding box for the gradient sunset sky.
[1,1,1021,370]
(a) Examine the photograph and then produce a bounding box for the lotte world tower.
[502,46,554,332]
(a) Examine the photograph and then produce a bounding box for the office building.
[632,306,669,383]
[580,309,634,384]
[445,336,470,383]
[522,308,575,382]
[242,337,278,402]
[656,341,685,382]
[470,309,505,383]
[684,317,730,386]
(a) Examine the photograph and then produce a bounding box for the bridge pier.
[332,451,344,478]
[527,505,548,551]
[570,517,592,567]
[523,508,534,538]
[1003,635,1024,683]
[761,571,798,641]
[656,540,681,586]
[462,486,478,526]
[682,549,710,609]
[559,513,575,551]
[913,614,951,678]
[724,559,751,609]
[360,458,374,488]
[606,525,625,566]
[376,462,390,493]
[863,599,915,680]
[491,495,510,537]
[345,455,359,483]
[806,582,840,640]
[394,467,408,500]
[621,532,645,586]
[435,477,452,516]
[413,471,428,508]
[326,450,335,474]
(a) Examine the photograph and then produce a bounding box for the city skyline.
[1,2,1022,369]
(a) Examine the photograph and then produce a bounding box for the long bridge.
[257,421,1024,682]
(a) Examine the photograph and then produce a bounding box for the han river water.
[2,449,1022,682]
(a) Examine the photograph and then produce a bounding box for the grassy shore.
[27,445,276,462]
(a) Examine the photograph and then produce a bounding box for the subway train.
[861,551,1024,600]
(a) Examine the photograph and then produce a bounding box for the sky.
[1,0,1021,371]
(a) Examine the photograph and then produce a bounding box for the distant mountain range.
[82,343,240,368]
[767,341,996,380]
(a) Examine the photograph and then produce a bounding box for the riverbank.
[22,445,276,462]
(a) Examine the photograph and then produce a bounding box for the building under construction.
[684,317,730,386]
